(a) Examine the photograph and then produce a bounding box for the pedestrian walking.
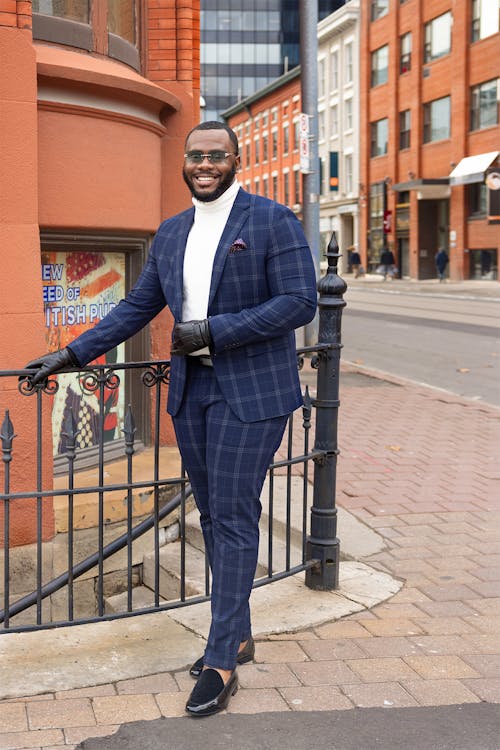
[22,121,317,717]
[379,245,395,280]
[349,246,364,278]
[435,247,449,282]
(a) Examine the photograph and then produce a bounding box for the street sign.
[299,113,311,173]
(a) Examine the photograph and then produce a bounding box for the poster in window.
[41,250,126,457]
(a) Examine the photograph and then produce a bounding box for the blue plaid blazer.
[70,188,317,422]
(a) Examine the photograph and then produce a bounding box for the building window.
[293,120,300,151]
[472,0,500,42]
[245,142,251,169]
[345,98,353,131]
[272,174,278,200]
[254,178,260,196]
[470,79,499,131]
[371,45,389,87]
[345,154,353,194]
[423,96,451,142]
[468,183,488,216]
[263,176,269,198]
[254,138,260,165]
[318,58,326,99]
[272,130,278,159]
[400,32,412,74]
[330,50,339,91]
[424,12,452,63]
[371,0,389,21]
[399,109,411,149]
[345,42,353,84]
[294,169,300,204]
[32,0,139,70]
[262,135,268,162]
[330,103,339,137]
[319,110,326,141]
[283,124,289,154]
[371,118,389,157]
[283,172,290,206]
[33,0,89,22]
[108,0,135,44]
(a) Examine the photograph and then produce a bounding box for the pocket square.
[229,238,247,253]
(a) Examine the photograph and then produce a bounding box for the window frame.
[470,78,499,131]
[399,109,411,149]
[371,44,389,87]
[370,118,389,157]
[371,0,389,22]
[423,96,451,143]
[400,32,412,74]
[32,0,142,72]
[424,11,452,64]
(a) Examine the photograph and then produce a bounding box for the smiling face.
[182,128,240,202]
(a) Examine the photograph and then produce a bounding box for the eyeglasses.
[184,150,236,164]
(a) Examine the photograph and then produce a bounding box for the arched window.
[32,1,141,71]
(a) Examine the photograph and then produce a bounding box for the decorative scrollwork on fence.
[18,377,59,397]
[141,363,170,388]
[79,369,121,394]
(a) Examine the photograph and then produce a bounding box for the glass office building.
[201,0,345,121]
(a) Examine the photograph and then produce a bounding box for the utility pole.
[300,0,320,345]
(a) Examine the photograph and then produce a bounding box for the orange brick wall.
[0,1,201,545]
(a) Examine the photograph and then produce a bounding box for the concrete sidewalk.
[0,364,498,749]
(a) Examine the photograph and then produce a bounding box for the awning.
[392,178,450,200]
[449,151,500,186]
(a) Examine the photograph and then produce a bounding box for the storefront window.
[469,249,497,280]
[33,0,89,23]
[41,250,126,458]
[368,181,385,268]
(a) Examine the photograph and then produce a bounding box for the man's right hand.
[22,347,79,387]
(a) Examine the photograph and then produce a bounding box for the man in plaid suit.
[25,122,317,716]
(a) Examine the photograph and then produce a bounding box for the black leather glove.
[170,319,213,356]
[22,347,79,387]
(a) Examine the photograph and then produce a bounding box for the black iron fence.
[0,235,345,634]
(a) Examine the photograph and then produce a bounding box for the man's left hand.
[171,319,213,355]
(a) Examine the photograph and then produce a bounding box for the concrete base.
[0,561,400,700]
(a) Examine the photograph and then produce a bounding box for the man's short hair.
[185,121,239,154]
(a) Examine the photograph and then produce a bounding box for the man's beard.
[183,164,237,202]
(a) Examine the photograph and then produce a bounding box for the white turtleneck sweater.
[182,179,240,354]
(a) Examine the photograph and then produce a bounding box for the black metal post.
[306,232,346,590]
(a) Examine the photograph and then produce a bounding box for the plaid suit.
[70,188,317,668]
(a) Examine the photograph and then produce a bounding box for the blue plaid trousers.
[173,358,288,670]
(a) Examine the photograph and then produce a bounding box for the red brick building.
[360,0,499,280]
[0,1,200,545]
[223,68,303,216]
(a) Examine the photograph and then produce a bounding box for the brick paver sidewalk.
[0,367,498,749]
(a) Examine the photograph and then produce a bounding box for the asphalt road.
[77,704,500,750]
[341,287,500,406]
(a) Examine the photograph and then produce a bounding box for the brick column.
[0,6,55,545]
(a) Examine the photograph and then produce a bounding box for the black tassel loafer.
[185,668,239,717]
[189,635,255,679]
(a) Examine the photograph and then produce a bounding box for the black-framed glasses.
[184,150,236,164]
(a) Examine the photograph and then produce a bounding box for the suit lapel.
[208,188,250,308]
[168,208,194,321]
